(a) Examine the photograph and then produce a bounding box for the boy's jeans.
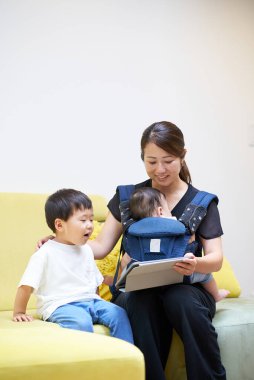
[47,299,134,344]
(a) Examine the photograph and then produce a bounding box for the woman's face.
[143,142,182,189]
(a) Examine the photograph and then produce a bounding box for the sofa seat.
[165,297,254,380]
[1,191,253,380]
[0,311,144,380]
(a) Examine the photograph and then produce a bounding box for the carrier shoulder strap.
[109,185,136,299]
[179,191,218,234]
[117,184,135,202]
[117,184,136,232]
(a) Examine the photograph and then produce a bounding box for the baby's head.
[45,189,93,245]
[129,187,171,220]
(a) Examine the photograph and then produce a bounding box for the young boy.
[13,188,134,343]
[128,187,229,302]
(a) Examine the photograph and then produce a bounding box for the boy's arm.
[13,285,34,322]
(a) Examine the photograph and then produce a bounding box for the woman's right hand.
[36,235,54,250]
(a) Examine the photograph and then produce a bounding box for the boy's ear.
[55,218,64,231]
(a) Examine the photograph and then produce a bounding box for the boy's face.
[55,207,94,246]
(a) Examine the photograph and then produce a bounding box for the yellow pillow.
[90,221,121,301]
[213,257,241,297]
[89,195,108,222]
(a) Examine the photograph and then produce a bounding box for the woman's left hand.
[173,253,197,276]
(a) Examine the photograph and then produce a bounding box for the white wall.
[1,0,253,296]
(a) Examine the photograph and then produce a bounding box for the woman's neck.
[152,179,188,211]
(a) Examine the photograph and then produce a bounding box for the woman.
[39,121,226,380]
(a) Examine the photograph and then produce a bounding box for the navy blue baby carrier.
[111,184,218,297]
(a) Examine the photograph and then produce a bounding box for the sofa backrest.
[0,192,108,312]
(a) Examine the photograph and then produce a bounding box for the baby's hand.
[13,313,34,322]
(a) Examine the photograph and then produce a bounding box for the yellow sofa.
[1,192,254,380]
[0,193,144,380]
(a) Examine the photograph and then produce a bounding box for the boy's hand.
[13,313,34,322]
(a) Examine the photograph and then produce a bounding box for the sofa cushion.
[165,297,254,380]
[213,256,241,297]
[0,312,144,380]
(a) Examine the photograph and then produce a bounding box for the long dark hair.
[141,121,191,184]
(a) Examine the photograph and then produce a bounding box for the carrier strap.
[117,184,135,202]
[110,185,136,299]
[117,185,136,232]
[179,191,218,234]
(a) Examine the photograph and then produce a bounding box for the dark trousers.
[114,284,226,380]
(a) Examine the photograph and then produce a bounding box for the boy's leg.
[93,299,134,344]
[47,301,94,332]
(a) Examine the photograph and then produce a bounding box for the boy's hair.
[45,189,92,232]
[129,187,166,220]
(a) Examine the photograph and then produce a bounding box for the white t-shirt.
[19,240,103,320]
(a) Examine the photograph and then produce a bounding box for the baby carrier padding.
[110,184,218,297]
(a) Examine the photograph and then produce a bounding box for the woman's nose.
[155,162,166,173]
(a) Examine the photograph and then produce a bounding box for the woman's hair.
[45,188,92,232]
[129,187,166,220]
[140,121,191,184]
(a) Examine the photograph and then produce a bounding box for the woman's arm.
[195,236,223,273]
[88,212,123,259]
[174,237,223,276]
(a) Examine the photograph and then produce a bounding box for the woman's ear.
[54,218,63,232]
[181,149,187,166]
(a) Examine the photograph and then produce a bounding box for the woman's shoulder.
[186,185,223,239]
[172,184,219,218]
[183,184,218,204]
[134,179,152,189]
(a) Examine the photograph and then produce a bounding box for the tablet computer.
[116,257,184,292]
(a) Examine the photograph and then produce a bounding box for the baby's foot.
[215,289,230,302]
